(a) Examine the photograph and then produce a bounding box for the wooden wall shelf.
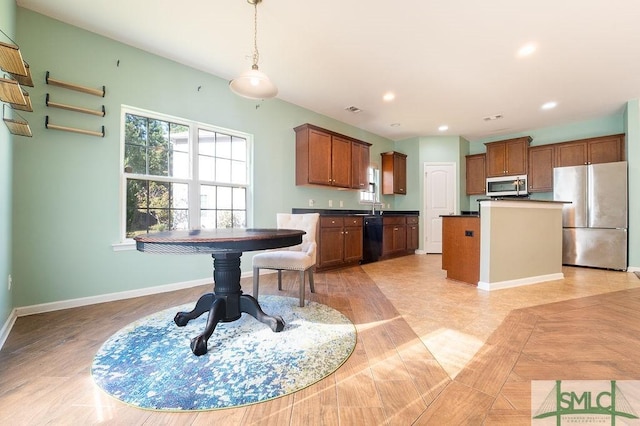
[10,62,33,87]
[3,105,31,137]
[10,89,32,112]
[0,76,27,105]
[45,116,104,138]
[45,71,105,97]
[46,93,105,117]
[0,40,28,76]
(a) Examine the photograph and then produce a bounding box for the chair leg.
[308,268,315,293]
[253,267,260,299]
[277,270,282,290]
[299,270,305,307]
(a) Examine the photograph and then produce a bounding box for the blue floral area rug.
[91,295,356,411]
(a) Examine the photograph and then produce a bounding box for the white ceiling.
[16,0,640,141]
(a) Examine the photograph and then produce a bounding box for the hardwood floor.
[1,254,639,425]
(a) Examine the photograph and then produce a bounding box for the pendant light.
[229,0,278,99]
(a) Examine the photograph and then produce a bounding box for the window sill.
[112,240,136,251]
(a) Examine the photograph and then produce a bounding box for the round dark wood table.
[134,228,305,356]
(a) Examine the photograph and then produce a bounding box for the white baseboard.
[478,272,564,291]
[0,308,18,351]
[628,266,640,273]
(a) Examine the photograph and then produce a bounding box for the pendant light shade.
[230,0,278,100]
[230,65,278,99]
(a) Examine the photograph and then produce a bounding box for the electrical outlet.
[308,199,315,207]
[7,275,12,291]
[339,200,344,207]
[328,200,333,207]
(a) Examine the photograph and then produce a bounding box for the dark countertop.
[292,208,419,217]
[477,198,571,204]
[440,215,480,218]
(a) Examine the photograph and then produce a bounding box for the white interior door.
[424,163,456,253]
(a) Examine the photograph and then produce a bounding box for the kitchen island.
[442,199,566,290]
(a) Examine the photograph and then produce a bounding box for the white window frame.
[113,105,253,250]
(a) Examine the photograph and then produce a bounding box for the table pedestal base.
[174,252,285,356]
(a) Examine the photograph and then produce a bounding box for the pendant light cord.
[252,1,260,68]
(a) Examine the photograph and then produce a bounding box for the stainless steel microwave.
[486,175,528,197]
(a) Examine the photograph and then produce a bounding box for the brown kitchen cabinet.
[381,151,407,195]
[351,141,370,190]
[527,145,554,192]
[554,134,625,167]
[295,123,372,189]
[406,216,419,251]
[465,153,486,195]
[318,216,363,270]
[485,136,531,177]
[381,216,407,257]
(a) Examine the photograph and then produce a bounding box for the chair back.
[276,213,319,253]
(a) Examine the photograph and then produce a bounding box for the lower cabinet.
[406,216,419,251]
[382,216,407,257]
[318,216,363,270]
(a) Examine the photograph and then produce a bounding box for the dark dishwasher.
[362,216,383,264]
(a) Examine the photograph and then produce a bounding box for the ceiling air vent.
[344,106,362,113]
[483,114,503,121]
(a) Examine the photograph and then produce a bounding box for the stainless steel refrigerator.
[553,161,627,271]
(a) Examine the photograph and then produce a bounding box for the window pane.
[200,185,216,209]
[231,160,246,184]
[216,158,231,182]
[124,145,147,174]
[199,129,216,156]
[170,151,189,179]
[217,210,234,228]
[217,186,232,209]
[200,210,216,229]
[233,211,246,228]
[233,187,246,210]
[231,136,246,161]
[216,133,232,159]
[199,156,215,181]
[170,123,189,153]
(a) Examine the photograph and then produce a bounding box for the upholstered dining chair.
[252,213,320,307]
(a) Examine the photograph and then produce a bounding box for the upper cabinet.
[465,154,486,195]
[485,136,531,177]
[528,145,555,192]
[351,142,370,190]
[555,134,625,167]
[381,151,407,195]
[295,123,371,189]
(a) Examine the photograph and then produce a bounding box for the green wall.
[12,9,394,307]
[0,0,16,330]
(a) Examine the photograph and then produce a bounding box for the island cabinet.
[442,216,480,285]
[406,216,420,251]
[381,151,407,195]
[318,216,363,270]
[381,216,407,257]
[554,133,625,167]
[295,123,371,189]
[527,145,555,192]
[465,153,486,195]
[485,136,531,177]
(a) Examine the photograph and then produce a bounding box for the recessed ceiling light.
[438,125,449,132]
[517,43,537,57]
[541,101,557,110]
[383,92,395,102]
[390,123,401,127]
